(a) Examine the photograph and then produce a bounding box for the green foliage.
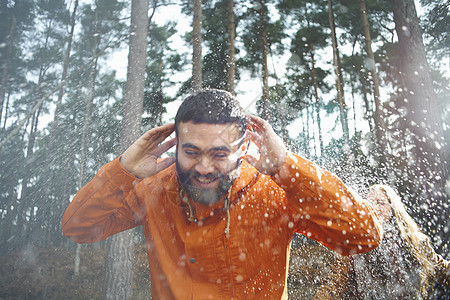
[277,0,329,28]
[420,0,449,62]
[201,0,230,90]
[290,26,328,64]
[0,0,132,252]
[334,0,392,44]
[143,21,181,128]
[238,2,286,74]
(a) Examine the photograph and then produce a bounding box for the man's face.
[176,121,244,205]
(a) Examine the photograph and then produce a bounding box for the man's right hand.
[120,123,177,179]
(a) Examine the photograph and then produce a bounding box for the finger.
[156,126,176,145]
[155,137,177,156]
[155,157,176,173]
[246,130,263,148]
[141,126,175,150]
[142,123,175,141]
[242,154,259,168]
[247,115,268,132]
[154,124,175,142]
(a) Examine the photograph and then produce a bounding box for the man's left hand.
[244,115,287,176]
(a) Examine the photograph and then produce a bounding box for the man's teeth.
[196,177,216,183]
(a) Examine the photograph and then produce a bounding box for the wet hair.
[174,89,247,137]
[369,184,443,294]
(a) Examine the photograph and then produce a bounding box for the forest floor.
[0,238,336,299]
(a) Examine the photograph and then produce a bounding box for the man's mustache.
[188,171,223,182]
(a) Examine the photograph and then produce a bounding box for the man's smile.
[192,174,220,187]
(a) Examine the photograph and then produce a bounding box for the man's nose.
[194,156,215,175]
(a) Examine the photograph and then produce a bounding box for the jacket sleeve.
[272,152,383,255]
[61,157,143,244]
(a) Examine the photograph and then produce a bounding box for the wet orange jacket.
[62,152,382,299]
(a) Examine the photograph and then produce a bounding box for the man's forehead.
[177,122,242,145]
[178,121,239,134]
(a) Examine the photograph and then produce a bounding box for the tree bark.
[308,105,316,156]
[259,1,270,120]
[102,0,149,299]
[16,108,41,246]
[389,0,448,248]
[17,44,49,245]
[72,54,98,273]
[358,0,388,169]
[226,0,235,94]
[328,0,349,144]
[310,43,324,155]
[0,16,16,127]
[79,59,98,202]
[18,16,55,248]
[192,0,202,91]
[54,0,78,132]
[2,90,10,129]
[357,69,375,133]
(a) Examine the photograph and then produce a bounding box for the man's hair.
[175,89,247,137]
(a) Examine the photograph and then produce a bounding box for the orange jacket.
[62,152,382,299]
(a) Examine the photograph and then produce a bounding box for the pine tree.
[192,0,202,91]
[103,0,149,298]
[390,0,448,251]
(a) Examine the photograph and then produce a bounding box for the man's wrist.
[271,152,293,186]
[117,156,141,181]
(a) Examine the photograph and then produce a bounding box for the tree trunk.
[2,90,11,130]
[328,0,349,144]
[192,0,202,91]
[0,16,16,127]
[275,83,287,144]
[357,69,375,133]
[308,105,316,156]
[358,0,388,169]
[44,0,79,249]
[72,55,98,273]
[259,1,270,120]
[226,0,235,94]
[102,0,149,299]
[158,61,164,125]
[16,108,41,247]
[310,43,324,155]
[390,0,448,249]
[5,114,37,250]
[0,157,21,254]
[17,82,46,247]
[300,108,310,157]
[79,59,98,198]
[18,17,54,248]
[54,0,78,132]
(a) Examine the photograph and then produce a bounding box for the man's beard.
[176,159,240,205]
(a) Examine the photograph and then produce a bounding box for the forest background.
[0,0,448,298]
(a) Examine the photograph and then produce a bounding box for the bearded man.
[62,89,383,299]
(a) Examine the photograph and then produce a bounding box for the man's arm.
[62,124,177,243]
[273,153,382,255]
[61,157,142,243]
[245,115,382,255]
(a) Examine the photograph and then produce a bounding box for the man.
[62,89,382,299]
